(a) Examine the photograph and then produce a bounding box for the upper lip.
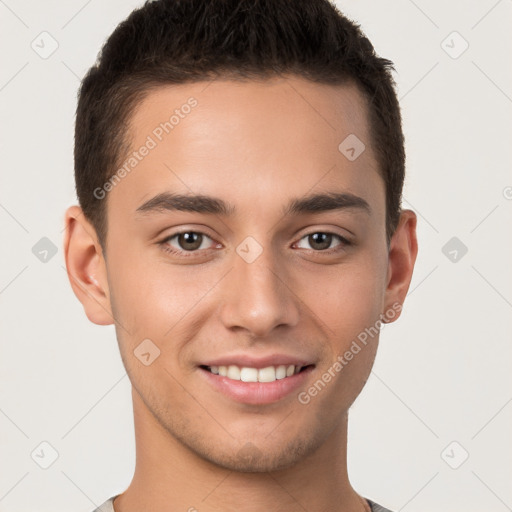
[200,354,315,369]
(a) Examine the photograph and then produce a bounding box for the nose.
[218,243,300,338]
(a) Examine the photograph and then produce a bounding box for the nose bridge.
[219,238,299,336]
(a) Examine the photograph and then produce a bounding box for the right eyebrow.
[135,192,235,216]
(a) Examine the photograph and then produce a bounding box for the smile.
[201,364,311,383]
[198,363,315,405]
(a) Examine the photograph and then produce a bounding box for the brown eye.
[308,233,332,250]
[177,232,203,251]
[295,232,349,251]
[163,231,215,253]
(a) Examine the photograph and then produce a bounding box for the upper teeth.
[209,364,301,382]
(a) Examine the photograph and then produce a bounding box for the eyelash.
[159,230,352,258]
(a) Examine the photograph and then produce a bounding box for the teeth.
[227,365,241,380]
[275,365,287,379]
[258,366,276,382]
[209,364,304,382]
[240,367,258,382]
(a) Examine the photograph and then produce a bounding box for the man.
[63,0,418,510]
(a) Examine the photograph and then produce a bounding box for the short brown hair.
[74,0,405,250]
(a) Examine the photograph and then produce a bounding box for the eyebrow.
[285,191,371,216]
[135,191,371,217]
[136,193,235,216]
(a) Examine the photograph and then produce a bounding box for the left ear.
[383,209,418,322]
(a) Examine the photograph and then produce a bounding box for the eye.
[161,231,219,255]
[295,232,350,251]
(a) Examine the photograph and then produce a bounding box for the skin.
[64,75,417,512]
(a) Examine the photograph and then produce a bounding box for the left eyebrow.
[283,192,371,216]
[135,191,371,217]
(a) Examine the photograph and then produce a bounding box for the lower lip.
[198,366,314,405]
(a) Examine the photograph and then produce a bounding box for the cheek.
[106,251,221,348]
[297,265,383,413]
[300,257,386,338]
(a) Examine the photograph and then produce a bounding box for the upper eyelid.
[161,229,216,242]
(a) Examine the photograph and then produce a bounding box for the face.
[66,75,416,472]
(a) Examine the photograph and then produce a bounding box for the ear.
[382,209,418,322]
[63,205,114,326]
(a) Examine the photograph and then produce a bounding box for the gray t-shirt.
[91,495,394,511]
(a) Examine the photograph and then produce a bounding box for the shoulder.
[366,498,396,512]
[89,496,116,512]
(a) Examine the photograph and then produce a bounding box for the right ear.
[63,205,114,325]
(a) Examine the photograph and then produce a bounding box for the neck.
[114,388,369,512]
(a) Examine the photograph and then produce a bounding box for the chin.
[191,434,318,474]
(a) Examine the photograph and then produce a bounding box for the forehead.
[129,76,373,153]
[108,76,383,221]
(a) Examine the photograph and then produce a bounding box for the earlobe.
[382,209,418,322]
[63,205,114,326]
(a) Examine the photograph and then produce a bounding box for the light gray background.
[1,1,511,511]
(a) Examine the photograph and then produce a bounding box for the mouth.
[198,362,316,405]
[199,364,314,383]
